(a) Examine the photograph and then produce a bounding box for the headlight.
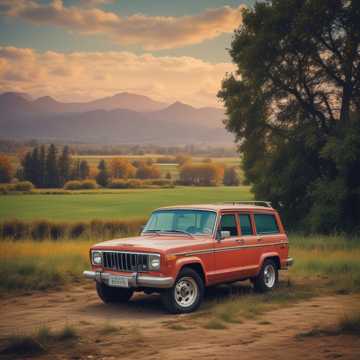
[92,251,103,265]
[148,254,161,270]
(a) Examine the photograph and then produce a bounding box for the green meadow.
[0,186,252,221]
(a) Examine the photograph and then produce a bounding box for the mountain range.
[0,92,231,145]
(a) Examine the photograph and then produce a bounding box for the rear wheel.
[161,268,204,314]
[96,282,134,303]
[253,259,278,293]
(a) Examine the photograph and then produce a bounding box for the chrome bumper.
[284,257,294,268]
[83,270,174,289]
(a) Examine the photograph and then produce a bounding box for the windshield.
[143,209,217,236]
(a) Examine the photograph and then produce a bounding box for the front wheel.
[96,282,134,303]
[161,268,204,314]
[253,259,278,293]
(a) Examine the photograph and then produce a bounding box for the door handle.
[257,236,262,241]
[236,238,245,244]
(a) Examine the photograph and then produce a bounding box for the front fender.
[173,256,208,285]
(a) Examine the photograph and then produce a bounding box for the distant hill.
[31,92,167,113]
[0,92,231,145]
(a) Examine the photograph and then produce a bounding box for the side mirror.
[217,230,231,240]
[139,225,145,234]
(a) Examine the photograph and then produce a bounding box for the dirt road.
[0,283,359,359]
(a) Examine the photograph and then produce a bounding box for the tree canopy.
[219,0,360,233]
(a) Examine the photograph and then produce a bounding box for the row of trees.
[19,145,90,188]
[0,144,241,188]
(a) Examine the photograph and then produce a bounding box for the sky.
[0,0,253,107]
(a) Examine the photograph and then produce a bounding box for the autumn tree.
[135,164,161,179]
[79,160,90,180]
[110,158,136,179]
[179,163,224,186]
[0,155,12,183]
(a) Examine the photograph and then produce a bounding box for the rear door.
[237,212,260,276]
[214,212,244,282]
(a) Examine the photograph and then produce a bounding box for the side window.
[239,214,253,235]
[254,214,279,235]
[220,214,238,236]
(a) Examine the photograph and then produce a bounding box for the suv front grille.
[102,251,149,272]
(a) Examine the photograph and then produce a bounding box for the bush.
[143,179,174,187]
[1,219,30,240]
[30,221,51,240]
[64,180,97,190]
[64,180,82,190]
[10,181,34,192]
[81,179,97,189]
[108,179,143,189]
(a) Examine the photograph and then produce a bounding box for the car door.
[237,212,260,276]
[214,212,245,283]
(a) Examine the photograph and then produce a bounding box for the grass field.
[0,186,252,221]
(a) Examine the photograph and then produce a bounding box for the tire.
[253,259,278,293]
[96,282,134,303]
[161,268,204,314]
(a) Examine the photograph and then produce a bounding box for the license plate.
[108,275,129,288]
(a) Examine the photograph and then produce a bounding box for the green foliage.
[96,159,110,187]
[223,166,240,186]
[219,0,360,233]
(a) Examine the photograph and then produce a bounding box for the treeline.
[0,144,241,188]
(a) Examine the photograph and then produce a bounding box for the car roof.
[156,203,274,212]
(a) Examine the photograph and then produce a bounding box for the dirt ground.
[0,283,359,360]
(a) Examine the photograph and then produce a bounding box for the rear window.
[254,214,279,235]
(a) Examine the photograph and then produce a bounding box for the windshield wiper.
[164,230,194,238]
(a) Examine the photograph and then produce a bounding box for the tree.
[179,163,224,186]
[223,167,240,186]
[46,144,59,188]
[39,145,46,187]
[135,164,161,179]
[109,158,136,179]
[0,155,12,183]
[58,146,72,186]
[79,160,90,180]
[96,159,110,187]
[218,0,360,232]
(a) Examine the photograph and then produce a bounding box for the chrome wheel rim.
[174,277,198,308]
[264,264,276,288]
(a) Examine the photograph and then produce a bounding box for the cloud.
[0,46,234,107]
[1,0,245,50]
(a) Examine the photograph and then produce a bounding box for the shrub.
[143,179,174,187]
[11,181,34,192]
[69,222,88,238]
[64,180,82,190]
[31,221,51,240]
[81,179,97,189]
[64,180,97,190]
[1,219,30,239]
[108,179,143,189]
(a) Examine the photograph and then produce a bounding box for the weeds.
[204,319,227,330]
[99,322,121,335]
[0,325,79,357]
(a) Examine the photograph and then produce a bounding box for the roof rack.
[223,201,273,208]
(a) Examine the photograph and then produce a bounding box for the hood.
[92,234,211,254]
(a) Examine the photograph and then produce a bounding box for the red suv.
[84,202,293,313]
